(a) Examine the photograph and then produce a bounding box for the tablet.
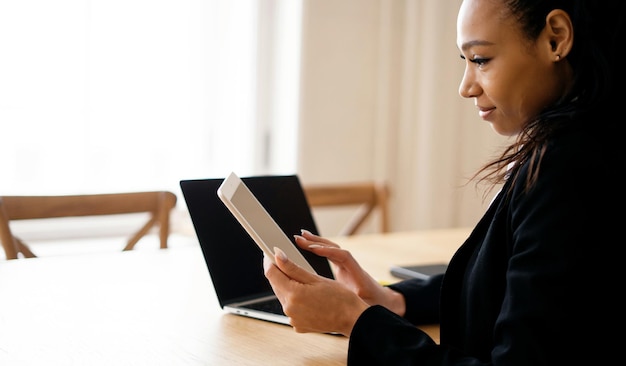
[217,172,317,274]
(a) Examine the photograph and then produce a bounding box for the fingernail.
[308,244,323,249]
[273,247,287,261]
[301,229,313,235]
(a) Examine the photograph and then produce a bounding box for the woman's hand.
[295,230,406,315]
[263,230,406,335]
[264,246,368,335]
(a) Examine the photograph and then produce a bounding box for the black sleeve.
[387,274,443,325]
[348,305,439,366]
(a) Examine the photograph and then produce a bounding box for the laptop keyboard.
[245,298,285,315]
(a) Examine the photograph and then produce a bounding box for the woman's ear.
[544,9,574,61]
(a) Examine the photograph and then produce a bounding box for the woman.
[264,0,626,364]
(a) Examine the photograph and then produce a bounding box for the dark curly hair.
[472,0,626,195]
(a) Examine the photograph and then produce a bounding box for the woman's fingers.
[272,247,321,284]
[299,229,339,246]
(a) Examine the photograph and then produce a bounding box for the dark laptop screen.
[180,175,334,305]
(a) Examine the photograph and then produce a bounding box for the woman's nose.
[458,68,479,99]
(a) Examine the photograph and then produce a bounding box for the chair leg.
[15,237,37,258]
[123,217,157,251]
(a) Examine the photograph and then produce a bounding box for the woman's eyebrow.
[459,39,495,52]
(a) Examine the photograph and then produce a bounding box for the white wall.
[296,0,508,234]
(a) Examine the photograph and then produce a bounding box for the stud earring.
[556,54,561,61]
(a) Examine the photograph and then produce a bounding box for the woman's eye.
[469,57,489,66]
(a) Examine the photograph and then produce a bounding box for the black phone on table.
[389,263,448,280]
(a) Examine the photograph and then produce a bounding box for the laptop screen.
[180,175,334,305]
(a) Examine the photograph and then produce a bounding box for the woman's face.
[457,0,566,136]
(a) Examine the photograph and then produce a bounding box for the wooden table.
[0,228,470,365]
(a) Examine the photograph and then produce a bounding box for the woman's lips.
[478,107,495,120]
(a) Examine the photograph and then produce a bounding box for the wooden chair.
[303,182,390,236]
[0,191,177,260]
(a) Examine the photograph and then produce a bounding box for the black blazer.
[347,125,625,365]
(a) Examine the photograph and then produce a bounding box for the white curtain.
[296,0,508,233]
[0,0,302,201]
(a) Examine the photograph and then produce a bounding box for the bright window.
[0,0,301,199]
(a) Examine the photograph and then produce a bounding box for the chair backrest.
[303,182,390,236]
[0,191,177,260]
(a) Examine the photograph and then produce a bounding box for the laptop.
[180,175,334,326]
